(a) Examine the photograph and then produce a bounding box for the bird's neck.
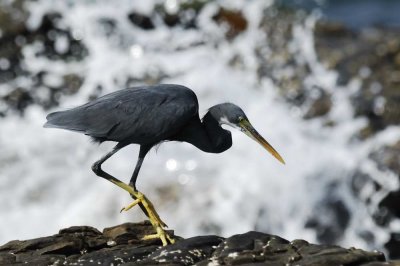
[176,112,232,153]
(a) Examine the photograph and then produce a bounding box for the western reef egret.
[44,84,285,245]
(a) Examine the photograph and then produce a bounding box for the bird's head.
[209,103,285,164]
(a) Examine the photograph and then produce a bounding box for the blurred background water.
[0,0,400,260]
[279,0,400,29]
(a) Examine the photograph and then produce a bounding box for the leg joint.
[91,162,102,174]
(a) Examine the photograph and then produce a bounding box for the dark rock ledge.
[0,221,396,266]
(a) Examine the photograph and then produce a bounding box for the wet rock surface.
[255,5,400,136]
[315,22,400,136]
[367,141,400,258]
[0,221,393,266]
[347,141,400,258]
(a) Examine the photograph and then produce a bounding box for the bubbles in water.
[0,58,10,70]
[185,160,197,171]
[72,29,83,41]
[166,159,178,171]
[129,44,143,59]
[359,67,371,79]
[373,97,386,115]
[165,0,179,14]
[178,174,192,185]
[55,35,69,54]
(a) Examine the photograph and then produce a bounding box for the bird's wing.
[45,85,199,144]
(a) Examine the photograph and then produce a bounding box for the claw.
[166,232,176,244]
[106,173,175,245]
[119,188,174,245]
[120,198,140,213]
[142,227,175,246]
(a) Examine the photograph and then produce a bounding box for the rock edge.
[0,221,395,265]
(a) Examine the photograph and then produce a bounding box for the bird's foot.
[142,226,175,245]
[120,191,168,227]
[120,190,174,246]
[107,178,174,245]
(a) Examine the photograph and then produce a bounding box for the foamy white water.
[0,0,399,256]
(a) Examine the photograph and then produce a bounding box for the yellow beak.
[239,119,285,164]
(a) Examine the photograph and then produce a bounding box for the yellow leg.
[109,178,175,246]
[120,191,167,228]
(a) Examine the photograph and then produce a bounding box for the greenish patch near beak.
[239,119,285,164]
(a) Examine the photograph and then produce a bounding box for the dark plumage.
[44,84,284,245]
[45,85,198,144]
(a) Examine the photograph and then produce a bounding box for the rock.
[350,141,400,259]
[369,141,400,175]
[103,221,178,246]
[0,4,87,115]
[369,141,400,222]
[2,88,33,114]
[305,197,351,244]
[367,141,400,259]
[385,233,400,261]
[212,8,248,40]
[134,235,223,265]
[127,12,155,30]
[256,6,400,132]
[315,22,400,135]
[257,8,336,120]
[0,221,393,265]
[303,86,333,119]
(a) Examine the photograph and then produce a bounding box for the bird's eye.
[238,116,244,122]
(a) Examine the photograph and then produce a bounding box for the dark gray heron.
[44,84,284,245]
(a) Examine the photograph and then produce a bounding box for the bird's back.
[45,84,199,144]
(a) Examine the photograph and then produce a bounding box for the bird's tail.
[44,109,87,133]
